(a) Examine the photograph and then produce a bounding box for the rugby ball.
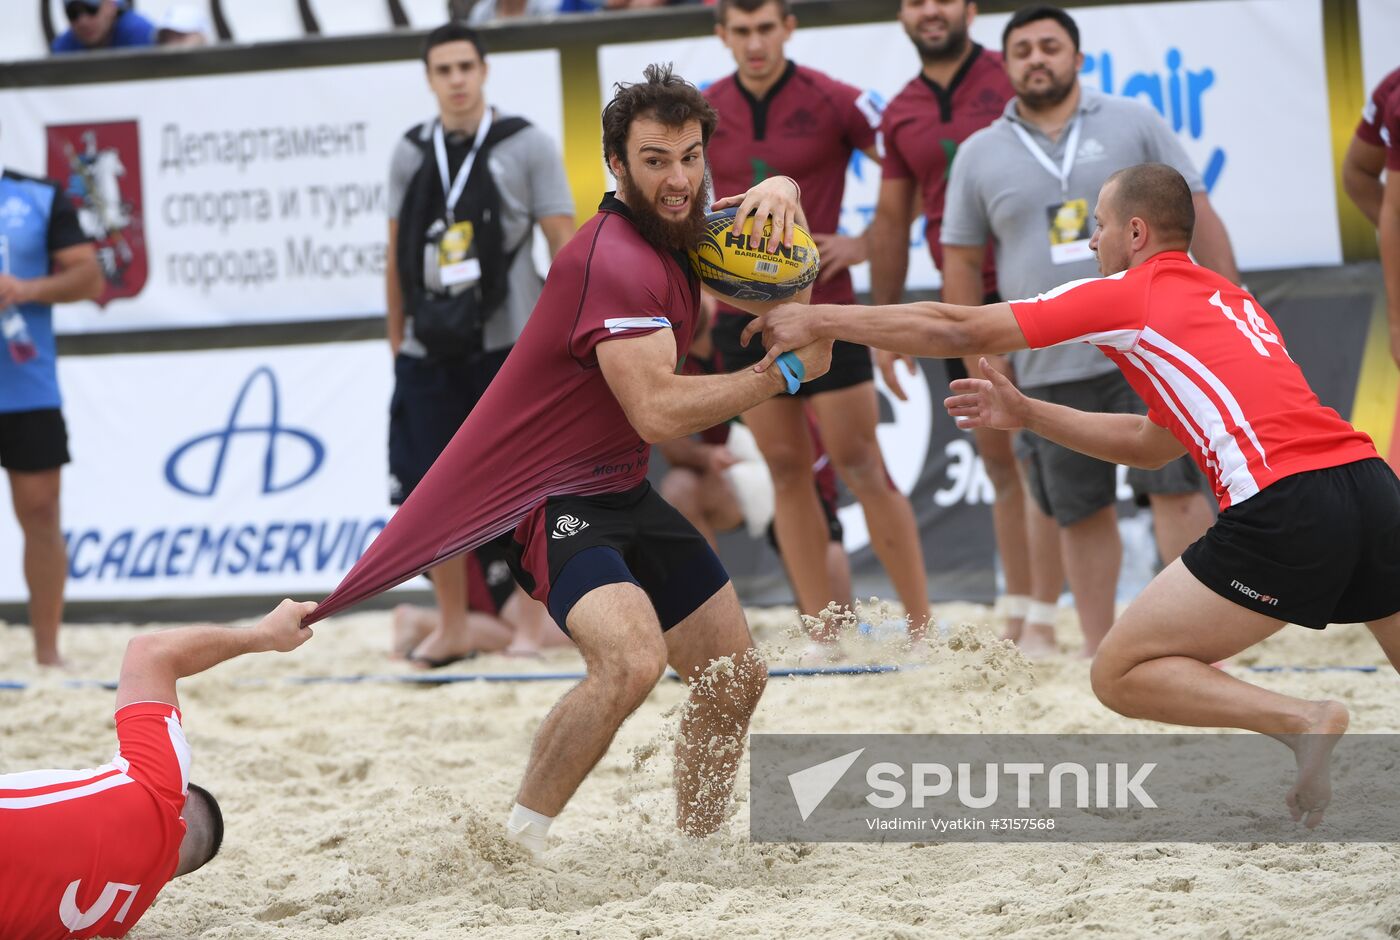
[689,207,820,302]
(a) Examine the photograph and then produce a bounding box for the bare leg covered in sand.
[1089,560,1353,828]
[510,578,764,853]
[664,582,767,835]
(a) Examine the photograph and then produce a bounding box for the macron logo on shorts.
[1230,579,1280,606]
[552,515,589,539]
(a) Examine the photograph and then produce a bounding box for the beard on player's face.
[906,17,969,62]
[1014,63,1077,110]
[619,162,710,252]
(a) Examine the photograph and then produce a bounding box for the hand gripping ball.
[688,207,820,302]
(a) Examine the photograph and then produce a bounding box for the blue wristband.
[775,351,804,395]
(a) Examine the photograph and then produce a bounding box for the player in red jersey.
[704,0,931,642]
[747,163,1400,826]
[869,0,1054,650]
[0,599,315,940]
[1342,65,1400,369]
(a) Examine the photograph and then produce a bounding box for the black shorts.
[508,481,730,634]
[711,312,873,395]
[467,535,518,615]
[388,347,510,504]
[0,408,70,472]
[1181,458,1400,628]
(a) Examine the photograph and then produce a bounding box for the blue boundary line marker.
[0,663,1385,692]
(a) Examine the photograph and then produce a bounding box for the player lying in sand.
[0,599,316,939]
[744,162,1400,828]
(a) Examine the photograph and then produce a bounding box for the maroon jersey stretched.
[309,193,700,622]
[881,45,1012,295]
[705,62,879,308]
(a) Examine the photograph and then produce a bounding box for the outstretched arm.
[116,599,317,710]
[741,298,1028,372]
[597,329,829,443]
[946,358,1187,470]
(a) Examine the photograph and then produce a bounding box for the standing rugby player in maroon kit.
[705,0,931,642]
[869,0,1056,651]
[309,65,833,856]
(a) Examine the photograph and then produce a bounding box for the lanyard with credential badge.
[432,107,493,224]
[1011,115,1095,264]
[1009,115,1082,195]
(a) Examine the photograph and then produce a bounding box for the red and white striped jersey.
[0,702,190,940]
[1008,251,1378,508]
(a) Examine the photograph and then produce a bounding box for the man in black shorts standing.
[704,0,929,640]
[385,23,575,668]
[310,65,832,855]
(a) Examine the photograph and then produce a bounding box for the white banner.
[1359,0,1400,93]
[0,342,398,602]
[0,52,563,334]
[600,0,1339,289]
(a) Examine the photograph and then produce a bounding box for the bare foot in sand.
[1280,699,1350,829]
[1018,623,1058,659]
[391,604,435,659]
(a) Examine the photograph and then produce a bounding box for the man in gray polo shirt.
[385,22,575,667]
[942,5,1238,656]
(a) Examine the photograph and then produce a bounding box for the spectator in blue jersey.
[52,0,158,54]
[0,159,104,665]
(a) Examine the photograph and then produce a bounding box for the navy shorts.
[711,312,873,395]
[508,481,730,634]
[1182,458,1400,628]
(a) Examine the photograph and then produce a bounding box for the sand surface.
[3,603,1399,939]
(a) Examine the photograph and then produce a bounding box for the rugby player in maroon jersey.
[310,65,835,855]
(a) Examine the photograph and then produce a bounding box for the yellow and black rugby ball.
[689,207,820,302]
